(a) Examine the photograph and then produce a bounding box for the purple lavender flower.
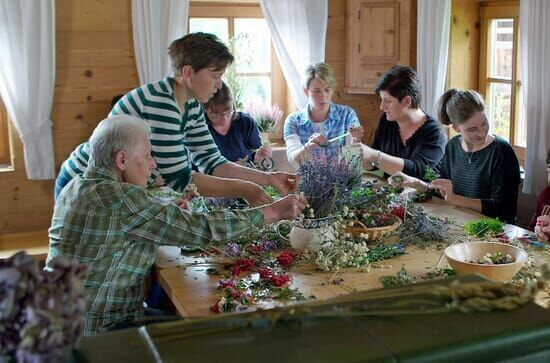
[224,243,241,257]
[260,239,279,252]
[297,156,362,218]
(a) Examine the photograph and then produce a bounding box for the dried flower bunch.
[297,155,362,219]
[244,99,284,133]
[0,252,88,362]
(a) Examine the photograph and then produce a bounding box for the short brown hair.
[375,65,422,109]
[436,89,486,126]
[204,80,234,109]
[303,62,336,89]
[168,32,234,76]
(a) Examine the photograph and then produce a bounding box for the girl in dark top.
[357,65,446,179]
[389,89,521,224]
[203,81,271,165]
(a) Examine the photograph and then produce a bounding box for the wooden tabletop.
[156,196,547,317]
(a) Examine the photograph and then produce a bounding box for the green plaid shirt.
[47,167,264,335]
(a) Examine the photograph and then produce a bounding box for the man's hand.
[267,172,299,195]
[263,194,308,224]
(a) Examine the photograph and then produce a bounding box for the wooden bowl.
[444,242,527,283]
[343,217,402,242]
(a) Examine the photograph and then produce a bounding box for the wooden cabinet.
[345,0,412,94]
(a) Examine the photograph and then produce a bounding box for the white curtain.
[260,0,328,109]
[132,0,189,84]
[416,0,451,116]
[520,1,550,195]
[0,0,56,179]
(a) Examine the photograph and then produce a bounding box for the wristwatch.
[371,150,381,168]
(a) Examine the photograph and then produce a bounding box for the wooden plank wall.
[0,0,479,234]
[0,0,139,233]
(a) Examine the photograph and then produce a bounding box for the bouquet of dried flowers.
[244,99,284,133]
[297,155,362,219]
[0,252,88,362]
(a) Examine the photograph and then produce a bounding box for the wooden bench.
[0,230,49,261]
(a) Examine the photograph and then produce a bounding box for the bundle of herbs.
[395,203,451,248]
[297,155,362,219]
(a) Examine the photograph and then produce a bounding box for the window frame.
[479,1,525,163]
[189,2,287,140]
[0,97,12,166]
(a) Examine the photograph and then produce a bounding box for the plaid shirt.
[47,167,264,335]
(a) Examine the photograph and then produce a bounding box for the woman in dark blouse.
[357,65,446,179]
[203,81,271,165]
[389,89,521,223]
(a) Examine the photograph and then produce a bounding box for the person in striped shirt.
[47,115,308,335]
[55,32,296,205]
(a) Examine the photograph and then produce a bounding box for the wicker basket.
[343,217,402,242]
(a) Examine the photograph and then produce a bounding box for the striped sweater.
[55,77,227,197]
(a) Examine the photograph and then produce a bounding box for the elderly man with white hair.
[46,115,308,336]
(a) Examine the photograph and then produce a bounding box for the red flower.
[277,251,294,268]
[258,267,273,280]
[389,205,405,221]
[246,244,264,254]
[270,273,291,287]
[227,287,241,299]
[210,301,221,313]
[231,258,255,276]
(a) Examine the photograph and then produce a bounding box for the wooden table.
[156,196,548,317]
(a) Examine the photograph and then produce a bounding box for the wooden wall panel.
[1,0,417,234]
[0,0,138,233]
[448,0,480,90]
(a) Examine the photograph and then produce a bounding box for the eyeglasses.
[208,108,234,119]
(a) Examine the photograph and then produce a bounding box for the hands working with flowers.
[388,171,430,192]
[535,215,550,242]
[263,194,308,223]
[284,62,363,169]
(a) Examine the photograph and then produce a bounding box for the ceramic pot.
[277,217,334,251]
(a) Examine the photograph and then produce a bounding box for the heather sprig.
[244,99,283,133]
[297,156,362,218]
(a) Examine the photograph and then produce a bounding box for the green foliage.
[464,218,504,237]
[224,34,252,110]
[379,265,413,288]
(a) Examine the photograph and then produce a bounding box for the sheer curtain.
[520,1,550,195]
[132,0,189,83]
[0,0,56,179]
[260,0,328,109]
[416,0,451,116]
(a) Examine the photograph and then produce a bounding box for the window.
[189,3,287,115]
[0,96,11,166]
[479,2,525,161]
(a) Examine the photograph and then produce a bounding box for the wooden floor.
[0,230,49,261]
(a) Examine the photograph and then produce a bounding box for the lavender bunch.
[297,156,362,219]
[0,252,88,362]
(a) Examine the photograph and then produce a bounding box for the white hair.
[88,115,151,170]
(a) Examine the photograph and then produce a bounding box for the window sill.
[0,163,14,173]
